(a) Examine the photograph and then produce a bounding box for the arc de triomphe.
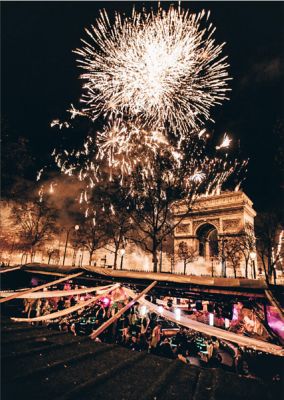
[173,191,257,277]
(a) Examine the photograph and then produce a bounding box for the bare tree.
[222,237,242,278]
[11,200,58,262]
[0,235,13,264]
[177,241,198,275]
[128,175,194,273]
[46,247,60,265]
[73,217,109,265]
[255,212,284,284]
[128,150,202,273]
[104,214,131,270]
[100,186,133,270]
[238,224,256,278]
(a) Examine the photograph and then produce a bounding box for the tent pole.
[90,281,157,340]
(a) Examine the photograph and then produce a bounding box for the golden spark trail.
[74,6,230,138]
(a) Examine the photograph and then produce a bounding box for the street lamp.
[250,250,257,279]
[62,225,79,267]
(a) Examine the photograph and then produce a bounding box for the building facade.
[173,191,257,277]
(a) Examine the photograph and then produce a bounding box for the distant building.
[173,191,257,277]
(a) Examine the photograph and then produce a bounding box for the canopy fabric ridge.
[265,290,284,321]
[80,266,268,289]
[0,266,21,274]
[11,283,120,322]
[0,272,83,304]
[0,284,114,299]
[124,287,284,357]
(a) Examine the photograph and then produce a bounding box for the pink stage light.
[101,297,111,307]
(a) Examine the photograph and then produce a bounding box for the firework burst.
[46,4,247,216]
[74,6,230,137]
[216,132,232,150]
[96,118,173,180]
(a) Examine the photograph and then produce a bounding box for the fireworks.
[47,4,246,213]
[49,182,56,194]
[74,6,230,137]
[96,118,171,180]
[216,133,232,150]
[190,171,206,184]
[50,119,70,130]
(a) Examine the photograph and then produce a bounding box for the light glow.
[174,308,181,321]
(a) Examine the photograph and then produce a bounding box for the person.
[28,299,37,318]
[149,313,157,330]
[70,322,77,336]
[175,327,184,345]
[128,309,136,325]
[140,315,150,335]
[178,349,190,364]
[150,322,162,351]
[159,338,175,359]
[23,298,36,318]
[70,296,76,307]
[63,282,71,291]
[129,335,141,352]
[64,298,71,309]
[207,340,214,360]
[23,299,30,314]
[59,318,69,332]
[175,328,188,354]
[242,360,250,376]
[209,353,222,368]
[35,299,42,318]
[216,353,222,365]
[129,311,140,336]
[233,350,243,374]
[30,299,42,326]
[212,337,220,357]
[42,299,52,318]
[57,297,65,311]
[185,349,191,364]
[118,313,129,344]
[96,305,106,323]
[137,332,148,351]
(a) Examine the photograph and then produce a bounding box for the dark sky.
[2,1,284,213]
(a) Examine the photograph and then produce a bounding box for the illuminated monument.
[0,192,258,278]
[173,191,257,277]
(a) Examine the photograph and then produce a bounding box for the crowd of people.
[21,289,236,373]
[20,283,282,383]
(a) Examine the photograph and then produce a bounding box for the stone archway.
[173,192,257,277]
[196,223,219,260]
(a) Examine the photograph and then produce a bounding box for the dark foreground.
[1,317,281,400]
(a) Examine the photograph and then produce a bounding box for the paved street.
[2,317,281,400]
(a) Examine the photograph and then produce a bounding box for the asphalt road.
[1,317,281,400]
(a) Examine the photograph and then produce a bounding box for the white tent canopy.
[11,284,120,323]
[0,284,114,299]
[124,287,284,357]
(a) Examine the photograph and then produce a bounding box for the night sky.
[2,1,284,213]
